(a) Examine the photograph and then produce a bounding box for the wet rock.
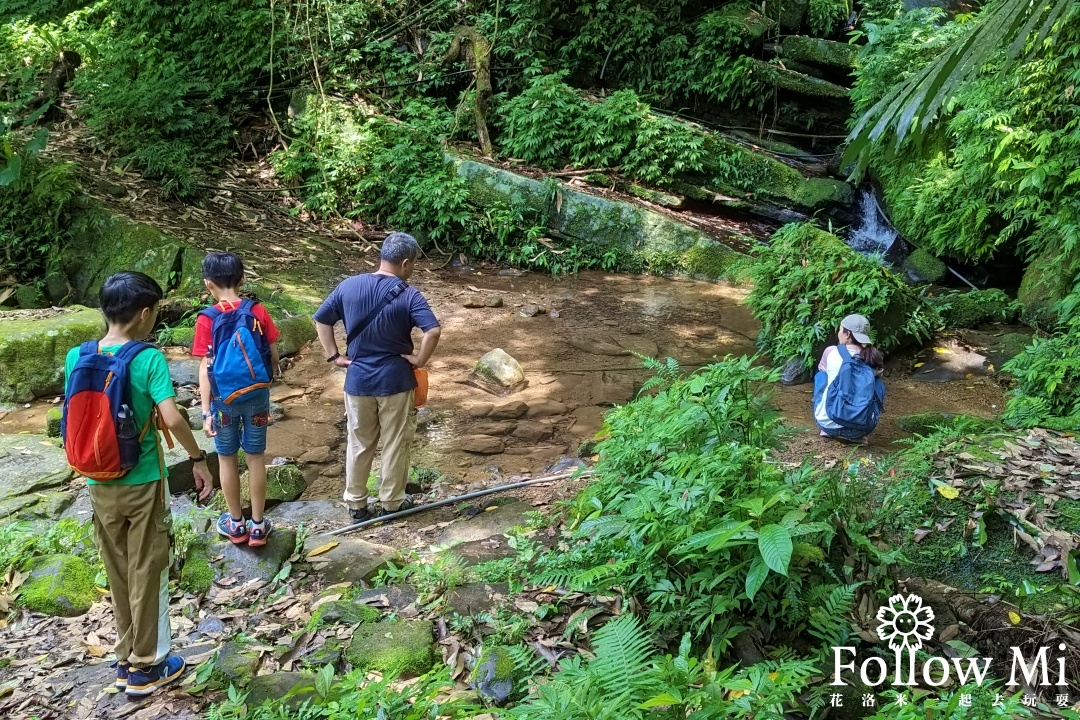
[18,554,98,617]
[446,582,510,617]
[0,434,71,504]
[512,421,554,442]
[526,399,568,418]
[467,403,494,418]
[346,620,436,678]
[304,535,397,583]
[903,248,947,284]
[458,435,506,455]
[357,585,419,613]
[520,304,541,318]
[299,445,333,464]
[45,407,63,438]
[211,640,261,689]
[471,646,515,706]
[0,306,105,402]
[547,456,588,474]
[488,400,529,420]
[486,296,504,308]
[472,421,516,436]
[167,358,201,387]
[175,386,197,406]
[266,464,307,502]
[438,499,532,547]
[214,528,297,584]
[197,616,227,635]
[165,432,219,494]
[320,463,344,477]
[303,636,343,671]
[463,297,487,309]
[276,315,317,357]
[247,672,318,708]
[269,401,286,423]
[308,600,380,629]
[467,349,527,396]
[779,358,812,386]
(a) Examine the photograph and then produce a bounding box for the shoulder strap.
[114,341,152,364]
[79,341,99,357]
[345,276,408,349]
[201,305,224,322]
[237,298,256,313]
[836,344,853,362]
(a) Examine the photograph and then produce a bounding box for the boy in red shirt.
[192,252,280,546]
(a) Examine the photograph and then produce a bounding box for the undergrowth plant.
[1002,292,1080,429]
[745,222,940,368]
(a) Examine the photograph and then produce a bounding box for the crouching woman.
[813,314,885,444]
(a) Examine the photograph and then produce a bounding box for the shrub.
[1002,293,1080,429]
[745,223,940,368]
[932,288,1021,329]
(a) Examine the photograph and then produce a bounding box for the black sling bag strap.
[344,275,408,354]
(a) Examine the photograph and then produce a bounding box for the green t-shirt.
[64,343,176,486]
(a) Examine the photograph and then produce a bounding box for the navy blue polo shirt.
[313,273,440,397]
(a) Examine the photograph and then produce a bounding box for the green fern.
[588,615,655,699]
[806,583,864,648]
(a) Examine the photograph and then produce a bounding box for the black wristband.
[189,450,207,463]
[327,352,340,363]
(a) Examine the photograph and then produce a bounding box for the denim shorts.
[212,391,270,456]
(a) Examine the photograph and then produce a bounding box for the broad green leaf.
[639,693,683,709]
[757,524,793,576]
[745,556,769,601]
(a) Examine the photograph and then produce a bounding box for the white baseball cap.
[841,314,872,345]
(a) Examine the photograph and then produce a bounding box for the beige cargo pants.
[343,389,415,512]
[89,479,172,669]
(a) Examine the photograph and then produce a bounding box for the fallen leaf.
[1008,611,1022,625]
[307,542,339,558]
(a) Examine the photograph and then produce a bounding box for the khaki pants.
[344,390,415,512]
[90,480,172,669]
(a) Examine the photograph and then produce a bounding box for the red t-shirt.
[192,300,281,358]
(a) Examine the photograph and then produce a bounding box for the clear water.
[846,190,898,258]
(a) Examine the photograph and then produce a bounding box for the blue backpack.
[825,344,885,434]
[62,341,154,480]
[201,299,273,404]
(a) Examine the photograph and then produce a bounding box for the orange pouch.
[414,367,428,409]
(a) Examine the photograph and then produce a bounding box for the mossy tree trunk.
[444,27,495,157]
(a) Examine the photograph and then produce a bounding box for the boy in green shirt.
[64,271,214,697]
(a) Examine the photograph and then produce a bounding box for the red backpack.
[62,341,163,480]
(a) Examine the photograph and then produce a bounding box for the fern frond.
[807,583,864,648]
[589,615,656,700]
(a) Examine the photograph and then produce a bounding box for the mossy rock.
[15,284,46,310]
[1018,247,1077,329]
[781,35,858,68]
[22,491,76,520]
[470,646,515,705]
[0,306,106,402]
[303,636,343,671]
[306,600,380,631]
[211,639,261,690]
[764,0,808,31]
[275,315,317,357]
[934,289,1020,329]
[247,672,319,709]
[747,59,850,99]
[345,620,436,678]
[45,407,62,438]
[180,537,215,596]
[903,248,947,284]
[267,464,307,502]
[18,554,98,617]
[163,326,196,349]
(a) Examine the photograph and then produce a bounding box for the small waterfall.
[846,190,898,257]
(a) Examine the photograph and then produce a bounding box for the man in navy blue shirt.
[314,232,441,521]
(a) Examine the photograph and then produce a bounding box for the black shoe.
[350,506,374,522]
[376,497,415,517]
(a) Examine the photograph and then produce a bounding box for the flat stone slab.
[0,306,105,402]
[268,500,346,528]
[446,582,511,617]
[0,434,71,503]
[357,585,419,613]
[213,528,297,585]
[445,537,519,565]
[305,534,398,583]
[436,499,533,548]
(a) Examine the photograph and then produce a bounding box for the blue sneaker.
[125,655,186,697]
[247,517,272,547]
[113,661,129,689]
[216,513,248,544]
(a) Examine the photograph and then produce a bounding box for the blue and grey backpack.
[201,299,272,403]
[825,344,885,434]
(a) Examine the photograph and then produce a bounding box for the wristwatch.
[189,450,208,463]
[327,352,340,363]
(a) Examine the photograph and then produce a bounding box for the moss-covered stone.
[18,554,98,617]
[45,407,63,438]
[1018,247,1076,329]
[782,35,858,68]
[747,59,850,99]
[267,464,307,502]
[211,639,261,690]
[765,0,808,31]
[903,248,947,284]
[795,177,853,209]
[0,306,106,402]
[275,315,317,357]
[934,289,1020,329]
[303,636,343,670]
[23,491,76,520]
[180,537,215,596]
[15,284,46,310]
[306,600,380,631]
[163,326,196,349]
[470,646,515,705]
[0,434,72,504]
[345,620,436,678]
[247,672,319,709]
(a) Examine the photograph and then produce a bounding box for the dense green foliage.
[745,223,939,366]
[932,288,1021,330]
[1002,293,1080,429]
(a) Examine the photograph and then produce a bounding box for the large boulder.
[1018,248,1076,328]
[276,315,317,357]
[470,646,515,705]
[18,554,98,617]
[0,306,105,402]
[903,248,947,285]
[247,672,318,709]
[0,434,72,505]
[345,620,436,678]
[243,464,307,503]
[303,534,397,583]
[781,36,858,69]
[467,349,527,397]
